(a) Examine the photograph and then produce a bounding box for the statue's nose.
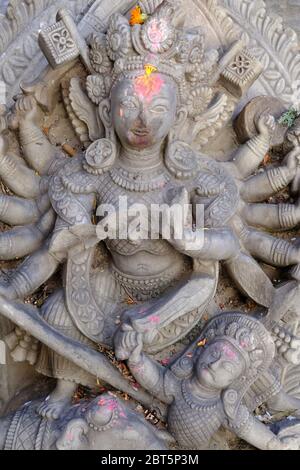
[138,108,149,127]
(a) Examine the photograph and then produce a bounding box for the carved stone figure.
[115,312,300,450]
[0,0,300,451]
[0,393,169,450]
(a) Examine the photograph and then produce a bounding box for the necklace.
[109,165,170,192]
[181,380,221,412]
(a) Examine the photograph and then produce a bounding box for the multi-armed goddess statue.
[0,0,300,450]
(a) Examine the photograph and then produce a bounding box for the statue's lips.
[131,128,150,137]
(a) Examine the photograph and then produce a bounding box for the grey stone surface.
[0,394,169,450]
[1,0,300,451]
[265,0,300,38]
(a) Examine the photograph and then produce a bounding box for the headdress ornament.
[87,0,219,115]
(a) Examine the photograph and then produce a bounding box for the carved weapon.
[0,294,164,414]
[38,9,93,73]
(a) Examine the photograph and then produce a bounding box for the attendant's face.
[196,340,245,390]
[111,73,177,150]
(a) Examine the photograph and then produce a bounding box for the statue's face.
[111,73,177,150]
[196,340,245,390]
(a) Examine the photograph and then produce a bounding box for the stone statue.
[0,0,300,451]
[115,312,300,450]
[0,393,170,450]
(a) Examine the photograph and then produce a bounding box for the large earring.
[84,138,117,175]
[84,98,117,175]
[165,133,199,180]
[165,107,198,180]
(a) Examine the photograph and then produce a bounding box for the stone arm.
[0,189,97,300]
[0,244,59,301]
[165,188,239,260]
[115,329,175,405]
[128,352,174,405]
[169,227,239,261]
[232,114,275,179]
[15,95,59,175]
[225,405,297,450]
[241,149,300,203]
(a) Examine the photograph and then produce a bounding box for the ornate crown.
[199,313,275,371]
[86,0,219,119]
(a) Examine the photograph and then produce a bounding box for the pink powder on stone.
[66,432,74,442]
[149,315,160,324]
[222,344,237,360]
[147,19,168,52]
[160,358,170,366]
[107,401,118,411]
[134,74,164,103]
[98,398,106,406]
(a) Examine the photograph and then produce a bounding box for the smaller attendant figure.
[115,312,300,450]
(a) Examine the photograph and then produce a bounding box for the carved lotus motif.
[89,34,112,75]
[86,75,106,105]
[106,13,132,61]
[141,16,176,54]
[187,86,213,117]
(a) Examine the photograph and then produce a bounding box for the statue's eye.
[121,100,138,109]
[150,105,168,114]
[211,349,220,359]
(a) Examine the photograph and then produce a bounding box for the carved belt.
[111,260,191,301]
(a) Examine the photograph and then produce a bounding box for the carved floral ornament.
[1,0,300,106]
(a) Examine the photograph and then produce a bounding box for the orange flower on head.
[130,5,148,26]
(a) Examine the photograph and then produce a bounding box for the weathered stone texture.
[265,0,300,38]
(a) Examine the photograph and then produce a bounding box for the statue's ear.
[169,106,188,142]
[98,98,112,130]
[56,419,89,451]
[175,106,188,128]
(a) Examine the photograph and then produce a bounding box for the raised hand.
[14,95,42,126]
[284,148,300,176]
[165,187,207,253]
[287,127,300,148]
[256,113,276,139]
[114,323,144,362]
